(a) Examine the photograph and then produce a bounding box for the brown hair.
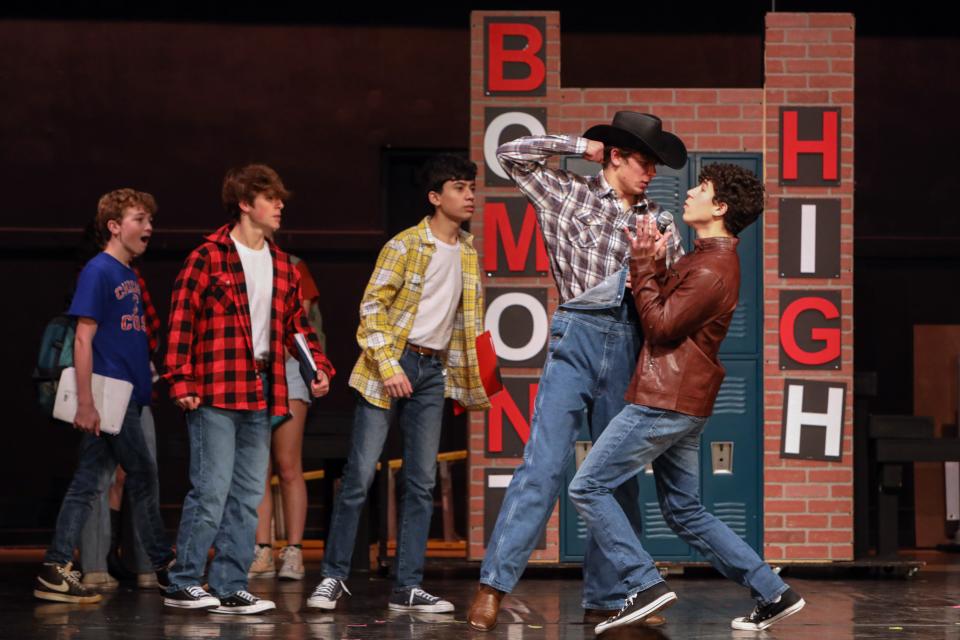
[95,188,157,247]
[221,164,291,220]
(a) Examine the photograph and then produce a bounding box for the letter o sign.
[483,108,547,187]
[484,288,548,368]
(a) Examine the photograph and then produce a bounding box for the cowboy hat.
[583,111,687,169]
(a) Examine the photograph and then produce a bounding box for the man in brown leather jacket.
[568,163,805,635]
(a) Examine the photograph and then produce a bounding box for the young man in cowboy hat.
[569,163,804,634]
[467,112,687,631]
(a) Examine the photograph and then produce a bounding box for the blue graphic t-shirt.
[68,252,152,405]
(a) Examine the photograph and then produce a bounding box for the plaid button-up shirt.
[164,224,334,417]
[133,267,160,355]
[349,217,491,411]
[497,135,683,303]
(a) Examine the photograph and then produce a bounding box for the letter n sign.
[781,379,847,461]
[779,199,841,278]
[485,377,538,458]
[484,197,549,276]
[779,290,842,370]
[484,17,546,96]
[779,107,841,186]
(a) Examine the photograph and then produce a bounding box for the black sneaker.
[209,590,276,615]
[731,588,805,631]
[163,585,220,609]
[34,562,102,604]
[594,582,677,635]
[388,586,454,613]
[306,577,351,610]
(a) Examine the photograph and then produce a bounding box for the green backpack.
[33,313,76,414]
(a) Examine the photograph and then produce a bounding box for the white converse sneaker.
[278,545,304,581]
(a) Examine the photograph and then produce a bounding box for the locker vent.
[713,376,747,415]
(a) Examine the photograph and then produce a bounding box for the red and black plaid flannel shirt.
[163,224,335,417]
[133,267,163,402]
[133,267,161,355]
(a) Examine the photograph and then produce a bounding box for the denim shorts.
[285,356,312,405]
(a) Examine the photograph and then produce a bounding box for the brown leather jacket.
[625,237,740,417]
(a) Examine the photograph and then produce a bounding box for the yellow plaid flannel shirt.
[349,216,491,411]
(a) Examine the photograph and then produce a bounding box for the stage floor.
[8,551,960,640]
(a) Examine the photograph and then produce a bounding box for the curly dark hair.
[420,154,477,197]
[222,164,291,220]
[95,188,157,247]
[698,163,765,236]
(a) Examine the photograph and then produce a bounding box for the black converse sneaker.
[731,588,805,631]
[34,562,102,604]
[388,586,454,613]
[209,590,276,615]
[306,577,351,610]
[163,585,220,609]
[594,582,677,635]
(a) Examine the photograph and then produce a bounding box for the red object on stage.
[454,330,502,415]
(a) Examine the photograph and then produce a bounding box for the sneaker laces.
[58,562,83,588]
[410,587,439,604]
[280,546,300,561]
[617,593,637,616]
[743,602,763,622]
[313,578,350,599]
[185,585,210,599]
[234,590,258,604]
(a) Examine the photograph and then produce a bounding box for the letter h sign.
[779,107,841,187]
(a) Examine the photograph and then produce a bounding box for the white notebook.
[52,367,134,435]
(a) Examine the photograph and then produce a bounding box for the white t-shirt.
[232,237,273,360]
[407,238,462,350]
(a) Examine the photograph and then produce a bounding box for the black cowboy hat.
[583,111,687,169]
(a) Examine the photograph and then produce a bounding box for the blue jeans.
[480,293,645,609]
[167,390,271,596]
[322,348,445,588]
[569,404,788,605]
[79,406,157,574]
[46,401,171,570]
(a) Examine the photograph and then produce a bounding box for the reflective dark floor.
[9,552,960,640]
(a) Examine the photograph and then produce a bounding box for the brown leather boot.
[467,584,505,631]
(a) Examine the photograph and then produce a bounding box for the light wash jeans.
[167,376,272,597]
[480,267,650,609]
[569,404,788,605]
